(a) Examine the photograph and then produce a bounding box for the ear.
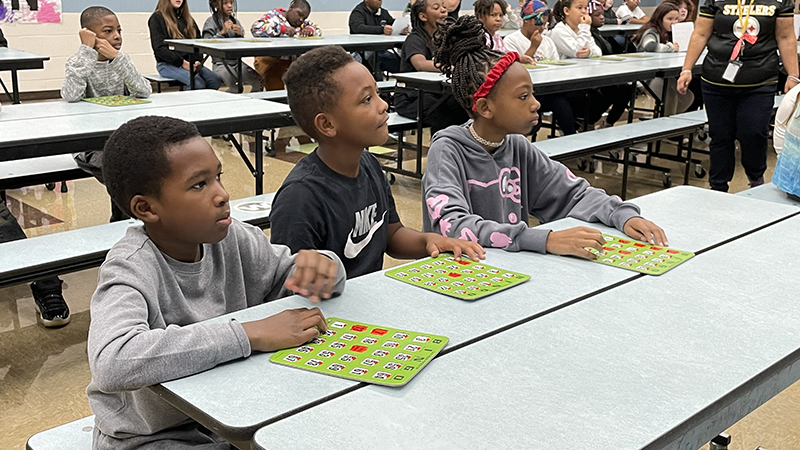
[474,97,495,120]
[418,10,428,22]
[130,194,160,224]
[313,112,337,139]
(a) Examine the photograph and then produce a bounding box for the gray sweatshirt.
[635,28,676,53]
[422,124,641,253]
[202,15,245,65]
[86,219,346,449]
[61,44,152,102]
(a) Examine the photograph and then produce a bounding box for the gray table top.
[0,47,49,63]
[736,183,800,208]
[394,52,702,95]
[253,212,800,450]
[166,35,407,58]
[152,186,799,443]
[598,23,643,34]
[0,90,291,161]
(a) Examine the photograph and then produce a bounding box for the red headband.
[471,52,521,112]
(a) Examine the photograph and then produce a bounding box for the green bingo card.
[384,255,530,300]
[270,317,448,386]
[586,234,694,275]
[82,95,151,107]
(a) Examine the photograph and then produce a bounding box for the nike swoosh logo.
[344,211,386,259]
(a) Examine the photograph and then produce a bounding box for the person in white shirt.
[615,0,648,24]
[550,0,602,59]
[505,0,581,137]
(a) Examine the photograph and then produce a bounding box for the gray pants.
[213,61,262,92]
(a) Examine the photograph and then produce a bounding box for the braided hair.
[410,0,436,50]
[433,15,505,114]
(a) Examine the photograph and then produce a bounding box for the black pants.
[0,201,62,290]
[395,88,470,135]
[534,93,578,139]
[701,81,776,192]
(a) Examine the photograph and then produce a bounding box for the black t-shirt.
[400,28,432,73]
[349,2,396,34]
[699,0,793,86]
[269,150,401,279]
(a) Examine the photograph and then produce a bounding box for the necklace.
[469,124,504,148]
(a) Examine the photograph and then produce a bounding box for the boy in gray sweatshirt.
[86,116,346,449]
[61,6,152,221]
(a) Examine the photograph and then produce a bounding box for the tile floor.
[2,105,799,449]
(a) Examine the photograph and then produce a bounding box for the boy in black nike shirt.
[270,46,485,278]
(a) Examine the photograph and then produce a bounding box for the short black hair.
[102,116,201,217]
[473,0,508,18]
[434,15,504,116]
[80,6,116,29]
[283,46,355,140]
[290,0,311,11]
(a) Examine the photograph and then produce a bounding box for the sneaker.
[30,279,70,327]
[748,176,765,188]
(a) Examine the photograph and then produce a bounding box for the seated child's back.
[87,116,345,449]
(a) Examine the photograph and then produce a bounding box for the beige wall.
[0,10,407,94]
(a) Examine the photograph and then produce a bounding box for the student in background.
[203,0,263,92]
[394,0,469,133]
[632,1,693,116]
[444,0,461,20]
[251,0,320,90]
[615,0,649,24]
[87,116,345,449]
[504,0,579,137]
[349,0,406,76]
[148,0,221,90]
[603,0,619,23]
[587,0,632,127]
[424,15,667,256]
[474,0,511,54]
[550,0,602,59]
[666,0,693,22]
[270,46,485,278]
[0,26,70,328]
[503,0,525,29]
[61,6,152,222]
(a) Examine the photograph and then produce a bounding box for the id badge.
[722,60,742,82]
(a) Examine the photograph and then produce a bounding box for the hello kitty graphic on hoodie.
[422,123,641,253]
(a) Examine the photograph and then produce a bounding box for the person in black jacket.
[148,0,221,89]
[349,0,406,77]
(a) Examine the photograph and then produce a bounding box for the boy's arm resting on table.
[60,46,97,102]
[148,13,185,67]
[87,260,252,393]
[386,222,486,260]
[423,147,551,253]
[109,52,153,98]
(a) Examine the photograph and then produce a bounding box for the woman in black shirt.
[678,0,798,191]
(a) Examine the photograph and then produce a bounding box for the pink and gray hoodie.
[422,124,641,253]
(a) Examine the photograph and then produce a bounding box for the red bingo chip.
[371,328,388,336]
[350,345,368,353]
[351,325,367,332]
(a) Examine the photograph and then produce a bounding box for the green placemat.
[585,234,694,275]
[196,39,226,44]
[270,317,448,386]
[524,64,549,69]
[82,95,151,107]
[536,59,575,65]
[618,53,653,58]
[590,56,626,61]
[239,38,270,43]
[298,35,324,39]
[287,143,396,155]
[385,255,530,300]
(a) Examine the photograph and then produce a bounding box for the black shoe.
[30,279,70,328]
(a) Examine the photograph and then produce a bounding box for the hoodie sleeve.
[61,45,98,102]
[551,23,601,58]
[108,51,153,98]
[423,143,554,253]
[638,29,675,53]
[525,141,641,233]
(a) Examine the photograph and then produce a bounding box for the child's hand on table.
[623,217,668,246]
[576,46,591,58]
[242,307,328,352]
[425,235,486,261]
[298,27,314,37]
[545,226,605,260]
[284,250,340,303]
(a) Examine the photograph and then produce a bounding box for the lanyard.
[731,0,758,60]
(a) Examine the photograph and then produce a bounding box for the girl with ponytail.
[422,15,667,258]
